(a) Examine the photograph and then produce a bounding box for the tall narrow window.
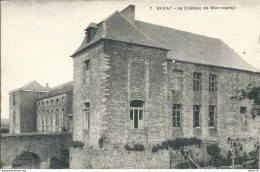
[240,107,247,125]
[13,95,16,106]
[84,59,90,71]
[172,70,182,91]
[50,110,53,127]
[193,105,201,127]
[130,100,144,129]
[84,59,90,85]
[55,109,59,126]
[209,75,217,92]
[83,103,90,130]
[209,106,216,127]
[193,73,201,92]
[42,111,44,132]
[13,111,16,125]
[172,104,181,127]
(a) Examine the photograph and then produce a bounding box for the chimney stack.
[46,83,49,88]
[120,5,135,24]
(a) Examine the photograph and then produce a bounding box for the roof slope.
[37,81,73,100]
[71,11,167,57]
[10,81,49,93]
[135,20,257,72]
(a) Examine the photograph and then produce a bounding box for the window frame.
[193,73,201,92]
[240,107,247,125]
[13,95,16,106]
[130,100,144,129]
[83,102,90,130]
[13,111,16,125]
[84,59,90,71]
[209,74,217,92]
[172,70,183,91]
[172,104,181,127]
[193,105,201,128]
[209,106,216,127]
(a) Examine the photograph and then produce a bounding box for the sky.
[1,0,260,119]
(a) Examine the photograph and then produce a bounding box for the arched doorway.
[12,152,40,169]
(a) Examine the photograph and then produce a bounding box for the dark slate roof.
[71,6,257,72]
[85,22,98,31]
[71,11,168,57]
[10,80,49,93]
[135,20,257,72]
[37,81,73,100]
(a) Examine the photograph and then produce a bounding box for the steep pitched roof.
[9,80,49,93]
[72,5,257,72]
[37,81,73,100]
[71,11,168,57]
[85,22,98,31]
[135,20,257,72]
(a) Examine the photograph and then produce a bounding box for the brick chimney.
[120,5,135,24]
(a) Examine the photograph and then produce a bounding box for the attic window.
[86,27,97,43]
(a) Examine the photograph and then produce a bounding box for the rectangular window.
[13,111,16,125]
[209,106,216,127]
[84,59,90,71]
[193,105,201,127]
[240,107,247,125]
[130,100,144,129]
[83,103,90,130]
[42,111,44,132]
[13,95,16,106]
[193,73,201,92]
[50,110,53,126]
[83,60,90,85]
[173,104,181,127]
[55,109,59,126]
[209,75,217,92]
[172,70,182,91]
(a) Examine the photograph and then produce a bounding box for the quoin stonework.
[2,5,260,169]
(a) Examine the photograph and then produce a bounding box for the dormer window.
[85,23,97,43]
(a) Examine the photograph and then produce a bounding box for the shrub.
[207,144,221,159]
[125,143,145,152]
[177,161,190,169]
[215,159,222,167]
[134,144,145,151]
[152,145,160,153]
[124,144,133,151]
[152,137,202,153]
[70,141,84,148]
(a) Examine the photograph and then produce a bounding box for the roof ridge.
[118,13,168,50]
[135,20,221,41]
[50,81,73,90]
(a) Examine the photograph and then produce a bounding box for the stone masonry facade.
[70,5,260,168]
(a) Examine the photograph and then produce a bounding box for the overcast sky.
[1,0,260,119]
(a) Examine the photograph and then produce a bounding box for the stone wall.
[167,60,260,139]
[72,41,107,147]
[103,40,171,145]
[70,146,170,169]
[36,93,71,132]
[0,133,72,169]
[9,91,21,133]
